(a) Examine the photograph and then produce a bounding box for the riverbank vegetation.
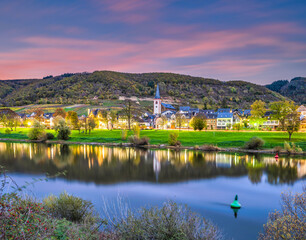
[0,168,223,240]
[0,128,305,151]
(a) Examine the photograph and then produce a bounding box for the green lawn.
[0,128,305,150]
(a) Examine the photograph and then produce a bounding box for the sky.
[0,0,305,84]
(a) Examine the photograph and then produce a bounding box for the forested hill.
[265,77,306,104]
[0,71,287,108]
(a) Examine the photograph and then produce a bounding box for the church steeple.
[155,84,160,99]
[153,84,161,115]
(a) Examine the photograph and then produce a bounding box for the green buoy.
[230,195,241,209]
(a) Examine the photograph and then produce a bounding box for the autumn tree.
[32,108,44,122]
[190,114,206,131]
[284,112,300,141]
[53,108,67,119]
[66,111,80,132]
[251,100,266,119]
[270,101,297,130]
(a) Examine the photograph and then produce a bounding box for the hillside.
[0,71,287,109]
[266,77,306,104]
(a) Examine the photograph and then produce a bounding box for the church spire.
[155,84,160,99]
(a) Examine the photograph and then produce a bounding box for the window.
[156,101,158,104]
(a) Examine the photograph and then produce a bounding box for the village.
[0,84,306,133]
[0,84,305,133]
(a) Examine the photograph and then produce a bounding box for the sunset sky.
[0,0,305,84]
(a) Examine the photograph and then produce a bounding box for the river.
[0,142,305,240]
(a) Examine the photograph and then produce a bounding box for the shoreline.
[1,138,305,155]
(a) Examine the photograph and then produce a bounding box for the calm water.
[0,142,305,240]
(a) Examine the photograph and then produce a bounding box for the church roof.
[161,103,175,110]
[155,84,160,99]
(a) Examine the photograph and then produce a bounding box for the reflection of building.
[153,152,161,182]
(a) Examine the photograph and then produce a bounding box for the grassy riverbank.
[0,128,305,150]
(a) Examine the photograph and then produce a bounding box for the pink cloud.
[0,22,305,80]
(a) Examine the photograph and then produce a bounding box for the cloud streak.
[0,22,305,82]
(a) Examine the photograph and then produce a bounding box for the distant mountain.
[0,71,287,109]
[266,77,306,104]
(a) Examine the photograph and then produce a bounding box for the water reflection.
[0,142,305,185]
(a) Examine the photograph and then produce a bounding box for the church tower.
[154,84,161,115]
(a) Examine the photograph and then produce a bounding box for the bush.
[121,130,127,140]
[54,119,71,140]
[43,191,99,224]
[201,144,220,151]
[108,201,223,240]
[259,187,305,240]
[28,120,46,141]
[46,132,55,140]
[0,170,101,240]
[128,135,149,146]
[133,125,140,138]
[168,132,181,146]
[243,137,264,150]
[273,146,282,153]
[284,141,303,154]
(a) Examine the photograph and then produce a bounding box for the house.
[297,105,306,132]
[161,103,176,112]
[200,109,215,115]
[217,108,231,113]
[205,113,218,130]
[43,113,54,128]
[161,110,176,119]
[262,120,280,130]
[217,112,233,129]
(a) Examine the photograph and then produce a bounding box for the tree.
[251,100,266,119]
[28,120,46,140]
[32,108,44,122]
[54,119,71,140]
[270,101,297,130]
[109,111,117,130]
[175,112,186,130]
[88,118,96,134]
[53,108,67,119]
[190,115,206,131]
[66,111,80,132]
[122,100,134,130]
[284,112,300,141]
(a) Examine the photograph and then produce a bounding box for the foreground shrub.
[243,137,264,150]
[168,132,181,146]
[258,187,305,240]
[107,201,223,240]
[43,191,99,224]
[201,144,220,151]
[128,135,149,146]
[28,120,46,141]
[0,170,101,240]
